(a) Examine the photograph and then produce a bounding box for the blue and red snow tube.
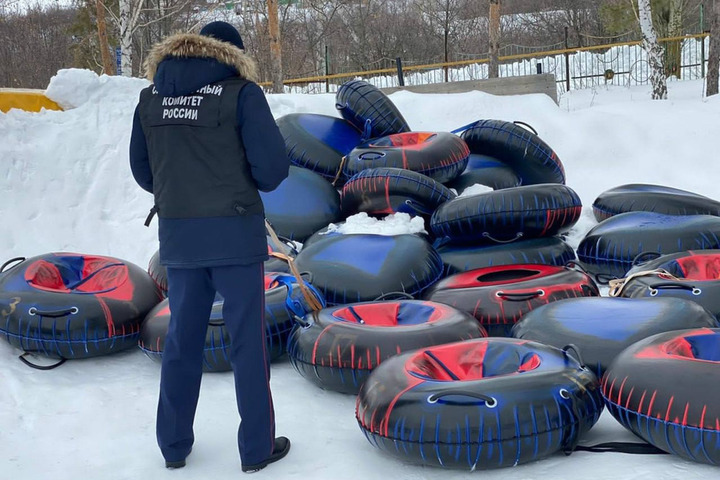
[340,167,455,218]
[0,253,161,360]
[424,264,599,336]
[139,273,325,371]
[287,300,486,394]
[602,328,720,465]
[343,132,470,184]
[460,120,566,185]
[356,338,603,469]
[335,79,410,140]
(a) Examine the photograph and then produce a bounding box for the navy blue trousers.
[157,263,275,466]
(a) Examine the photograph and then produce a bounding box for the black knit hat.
[200,21,244,51]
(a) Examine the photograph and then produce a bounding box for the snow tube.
[0,253,161,360]
[147,236,297,298]
[602,328,720,465]
[356,338,603,469]
[335,80,410,140]
[447,154,521,193]
[576,212,720,280]
[139,273,325,371]
[437,236,576,275]
[617,250,720,319]
[341,167,455,218]
[592,184,720,222]
[431,184,582,245]
[276,113,362,183]
[460,120,565,185]
[287,300,486,394]
[147,250,168,297]
[343,132,469,184]
[424,264,598,337]
[512,297,718,378]
[294,234,443,305]
[260,166,341,242]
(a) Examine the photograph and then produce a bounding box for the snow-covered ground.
[1,71,719,479]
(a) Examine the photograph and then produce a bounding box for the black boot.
[165,447,191,469]
[242,437,291,473]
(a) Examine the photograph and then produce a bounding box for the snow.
[324,213,427,236]
[2,69,720,479]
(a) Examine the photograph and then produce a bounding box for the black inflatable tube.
[512,297,718,378]
[460,120,565,185]
[335,80,410,140]
[287,300,486,394]
[0,253,161,360]
[431,184,582,245]
[592,184,720,222]
[437,236,576,275]
[356,338,602,469]
[602,328,720,465]
[341,167,455,218]
[294,234,444,305]
[343,132,469,184]
[576,212,720,279]
[276,113,362,183]
[424,264,599,337]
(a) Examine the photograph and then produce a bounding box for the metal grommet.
[692,288,702,296]
[559,388,571,399]
[495,291,503,297]
[538,289,546,296]
[649,288,658,297]
[28,307,37,315]
[485,397,498,408]
[427,395,438,404]
[70,307,79,314]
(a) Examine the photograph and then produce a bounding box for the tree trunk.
[95,0,115,75]
[119,0,132,77]
[443,0,449,82]
[489,0,500,79]
[666,0,683,79]
[267,0,284,93]
[708,0,720,96]
[638,0,667,99]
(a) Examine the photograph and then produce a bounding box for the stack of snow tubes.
[578,185,720,280]
[133,78,720,471]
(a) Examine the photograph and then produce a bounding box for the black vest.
[138,78,263,219]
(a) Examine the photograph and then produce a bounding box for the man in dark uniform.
[129,21,290,473]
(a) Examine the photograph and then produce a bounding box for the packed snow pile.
[324,212,427,236]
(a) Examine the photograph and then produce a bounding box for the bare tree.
[266,0,283,92]
[107,0,190,76]
[638,0,668,99]
[708,0,720,96]
[96,0,115,74]
[489,0,500,78]
[665,0,684,77]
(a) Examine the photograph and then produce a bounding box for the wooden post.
[266,0,283,93]
[95,0,114,75]
[489,0,500,79]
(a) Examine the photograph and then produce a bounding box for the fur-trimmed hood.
[143,33,258,83]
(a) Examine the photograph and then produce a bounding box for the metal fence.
[260,33,710,96]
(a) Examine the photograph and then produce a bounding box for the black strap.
[144,206,158,227]
[572,442,669,455]
[19,352,67,370]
